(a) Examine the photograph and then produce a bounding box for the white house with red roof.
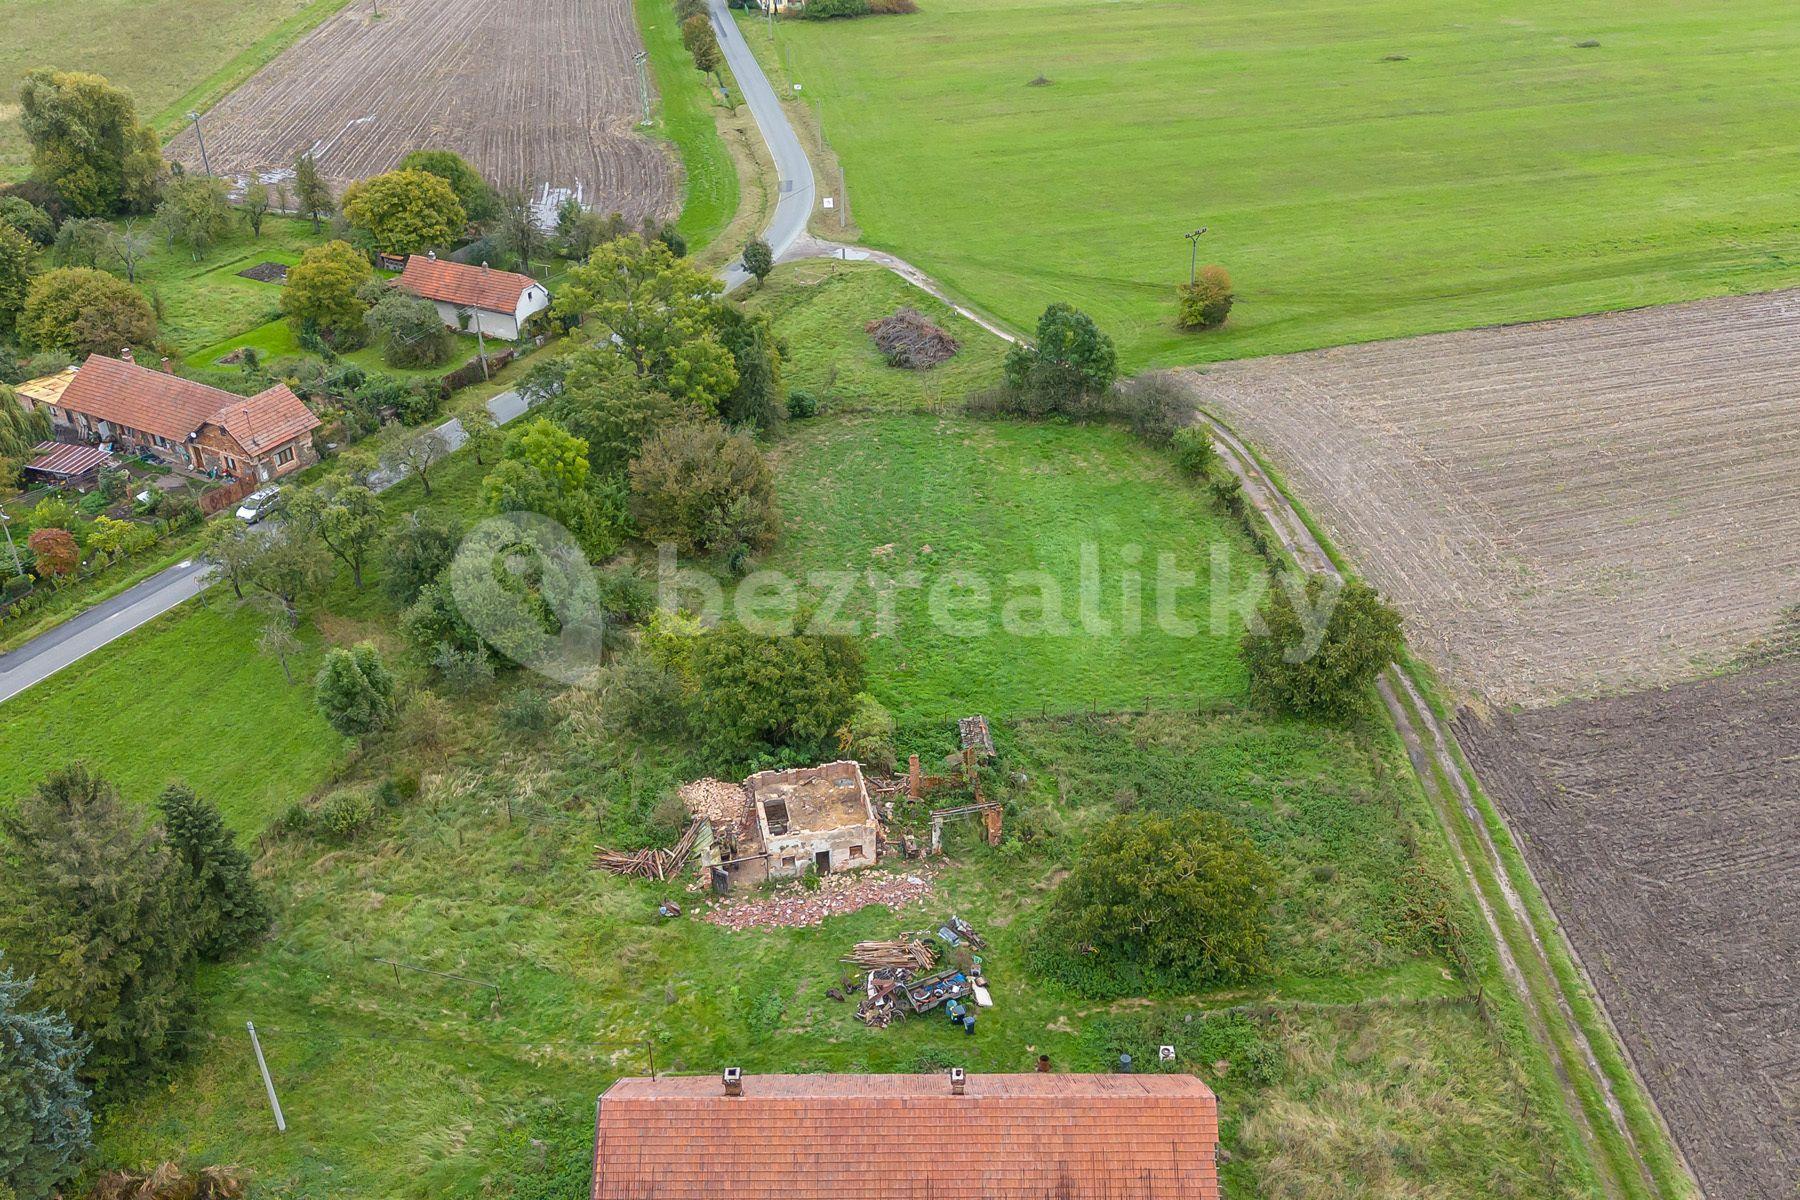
[396,253,551,341]
[15,351,320,483]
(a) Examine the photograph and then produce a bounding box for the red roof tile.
[54,355,318,453]
[397,254,542,314]
[593,1073,1220,1200]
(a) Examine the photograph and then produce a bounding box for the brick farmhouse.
[591,1071,1221,1200]
[15,351,320,482]
[396,253,550,341]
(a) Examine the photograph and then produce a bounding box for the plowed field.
[1457,659,1800,1200]
[1182,290,1800,706]
[166,0,675,222]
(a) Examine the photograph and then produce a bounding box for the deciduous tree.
[292,153,333,233]
[25,528,77,578]
[0,386,50,458]
[1242,574,1402,719]
[378,509,463,605]
[490,190,544,276]
[18,268,156,356]
[398,149,496,223]
[0,195,54,245]
[281,240,373,341]
[287,483,385,588]
[155,176,235,260]
[242,522,331,617]
[16,70,164,216]
[196,517,256,600]
[341,169,466,256]
[0,224,34,336]
[241,179,272,238]
[1003,302,1117,403]
[380,427,448,496]
[628,421,779,559]
[257,615,302,685]
[741,236,772,285]
[0,764,194,1096]
[364,288,452,367]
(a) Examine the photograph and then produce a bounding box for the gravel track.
[167,0,676,222]
[1181,291,1800,707]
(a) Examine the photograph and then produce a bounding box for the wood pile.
[593,818,704,880]
[865,308,960,369]
[841,937,938,971]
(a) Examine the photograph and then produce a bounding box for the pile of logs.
[842,937,938,971]
[865,308,960,369]
[593,818,704,880]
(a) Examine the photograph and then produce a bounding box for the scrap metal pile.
[848,917,992,1030]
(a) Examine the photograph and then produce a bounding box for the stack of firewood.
[593,818,703,880]
[841,937,938,971]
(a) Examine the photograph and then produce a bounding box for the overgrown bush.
[1171,425,1217,476]
[997,302,1117,413]
[317,789,376,842]
[1177,265,1234,330]
[431,640,496,690]
[365,288,453,369]
[1117,371,1189,446]
[628,422,780,561]
[497,686,554,734]
[376,770,421,808]
[595,645,686,738]
[786,388,818,419]
[1032,808,1275,997]
[834,692,897,774]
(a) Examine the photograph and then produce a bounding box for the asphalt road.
[0,388,527,706]
[711,0,816,289]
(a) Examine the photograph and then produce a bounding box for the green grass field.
[0,0,354,178]
[636,0,740,251]
[0,598,345,831]
[132,216,328,354]
[744,0,1800,365]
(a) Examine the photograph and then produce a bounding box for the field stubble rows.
[166,0,675,221]
[1182,290,1800,707]
[1457,659,1800,1200]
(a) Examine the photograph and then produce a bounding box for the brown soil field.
[1181,291,1800,707]
[165,0,675,223]
[1457,659,1800,1200]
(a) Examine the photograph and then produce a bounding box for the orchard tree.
[257,615,302,685]
[16,70,164,216]
[1003,302,1117,403]
[0,223,34,337]
[156,784,270,958]
[398,149,496,223]
[243,523,332,617]
[313,642,396,737]
[0,955,92,1200]
[378,509,463,605]
[241,179,272,237]
[155,176,235,260]
[281,240,373,341]
[105,221,151,284]
[1242,574,1402,719]
[741,236,772,285]
[628,421,779,558]
[380,427,448,496]
[287,483,385,588]
[292,152,334,233]
[462,406,501,466]
[341,169,466,256]
[196,517,257,600]
[0,764,194,1096]
[18,268,156,357]
[1037,809,1276,995]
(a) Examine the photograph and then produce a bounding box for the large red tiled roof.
[397,254,541,314]
[592,1073,1220,1200]
[55,355,318,452]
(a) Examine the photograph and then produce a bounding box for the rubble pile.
[703,870,934,931]
[679,778,748,825]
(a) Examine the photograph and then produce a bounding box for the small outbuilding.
[746,760,881,880]
[396,253,551,341]
[20,441,115,488]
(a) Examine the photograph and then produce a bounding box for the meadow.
[0,0,353,177]
[742,0,1800,365]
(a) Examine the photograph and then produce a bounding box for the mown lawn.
[742,0,1800,366]
[0,597,345,831]
[0,0,354,177]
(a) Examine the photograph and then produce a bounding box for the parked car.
[235,486,283,524]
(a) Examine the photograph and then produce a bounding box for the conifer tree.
[156,784,270,959]
[0,955,92,1200]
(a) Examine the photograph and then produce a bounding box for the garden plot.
[1457,658,1800,1200]
[165,0,675,223]
[1182,290,1800,707]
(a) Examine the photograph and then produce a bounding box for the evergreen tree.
[0,955,92,1200]
[155,785,270,960]
[313,643,396,737]
[0,765,194,1096]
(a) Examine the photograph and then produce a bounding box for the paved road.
[710,0,816,290]
[0,389,527,706]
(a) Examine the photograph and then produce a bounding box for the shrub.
[1242,574,1403,719]
[317,789,376,842]
[1117,371,1189,446]
[376,770,422,808]
[497,686,554,734]
[1170,425,1217,476]
[1034,809,1276,996]
[595,645,686,737]
[834,692,897,774]
[786,388,818,419]
[628,422,780,559]
[1000,302,1117,410]
[365,288,454,368]
[312,643,396,737]
[26,528,77,578]
[431,640,496,690]
[19,267,156,356]
[1178,265,1234,330]
[379,510,463,606]
[800,863,822,891]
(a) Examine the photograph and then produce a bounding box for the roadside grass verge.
[635,0,740,251]
[0,596,344,832]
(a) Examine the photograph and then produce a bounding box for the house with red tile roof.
[396,253,551,341]
[591,1070,1221,1200]
[17,352,320,483]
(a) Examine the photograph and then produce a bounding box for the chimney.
[427,250,437,261]
[722,1066,743,1097]
[160,357,173,374]
[949,1067,966,1096]
[119,346,134,363]
[481,260,490,273]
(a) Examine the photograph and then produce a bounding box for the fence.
[200,477,257,516]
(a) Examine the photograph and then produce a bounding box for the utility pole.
[0,511,20,576]
[188,111,212,177]
[246,1022,287,1132]
[634,52,651,126]
[1185,226,1208,285]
